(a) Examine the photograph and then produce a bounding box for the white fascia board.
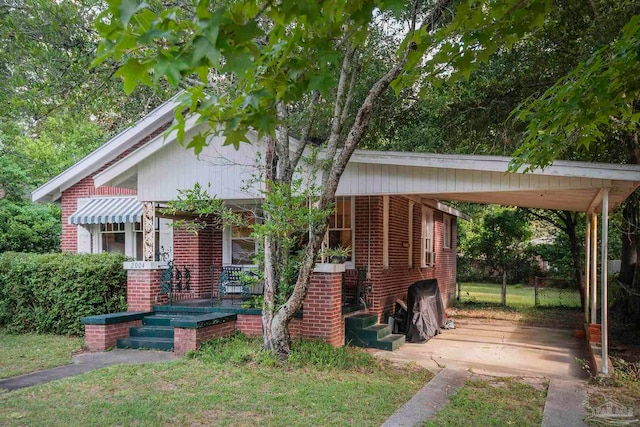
[94,115,205,189]
[31,93,183,203]
[424,200,471,221]
[408,195,470,221]
[349,150,640,182]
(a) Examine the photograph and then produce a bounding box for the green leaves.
[115,0,149,28]
[114,58,152,94]
[509,14,640,172]
[94,0,553,155]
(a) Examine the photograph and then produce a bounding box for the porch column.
[601,189,609,375]
[142,202,156,262]
[590,212,598,324]
[584,214,591,323]
[303,263,346,347]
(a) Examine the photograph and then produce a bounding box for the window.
[134,220,160,261]
[324,196,354,264]
[421,208,435,267]
[231,212,256,265]
[443,215,452,249]
[100,223,125,255]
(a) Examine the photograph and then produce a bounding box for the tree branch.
[323,44,357,178]
[289,91,320,175]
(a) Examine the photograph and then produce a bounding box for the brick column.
[303,264,346,347]
[124,262,169,311]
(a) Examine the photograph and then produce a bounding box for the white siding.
[336,164,608,196]
[127,129,631,212]
[137,133,264,202]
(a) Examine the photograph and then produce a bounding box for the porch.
[84,261,368,354]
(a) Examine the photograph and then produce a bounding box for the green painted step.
[142,316,173,326]
[357,324,391,341]
[371,334,405,351]
[116,337,174,351]
[344,313,378,329]
[130,326,174,339]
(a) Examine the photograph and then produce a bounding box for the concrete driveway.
[371,317,589,380]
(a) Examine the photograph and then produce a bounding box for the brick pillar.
[173,226,217,299]
[303,264,346,347]
[124,262,168,311]
[588,323,602,343]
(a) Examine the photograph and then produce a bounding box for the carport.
[340,150,640,374]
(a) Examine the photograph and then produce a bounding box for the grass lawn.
[0,334,431,426]
[458,282,581,309]
[424,376,548,427]
[450,301,584,330]
[0,331,84,379]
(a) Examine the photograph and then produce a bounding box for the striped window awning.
[68,197,143,225]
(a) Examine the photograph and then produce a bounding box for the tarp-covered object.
[406,279,446,343]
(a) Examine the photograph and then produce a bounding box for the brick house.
[32,95,640,360]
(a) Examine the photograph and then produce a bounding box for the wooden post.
[601,189,609,375]
[584,215,591,323]
[534,276,539,307]
[590,212,598,324]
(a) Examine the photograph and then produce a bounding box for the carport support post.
[601,189,609,375]
[584,215,591,323]
[590,212,598,324]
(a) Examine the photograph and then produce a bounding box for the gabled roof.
[31,92,183,203]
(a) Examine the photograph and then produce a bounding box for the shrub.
[0,252,127,335]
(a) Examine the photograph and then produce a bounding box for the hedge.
[0,252,128,335]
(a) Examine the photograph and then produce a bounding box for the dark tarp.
[405,279,446,343]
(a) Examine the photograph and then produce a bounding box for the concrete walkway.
[382,368,468,427]
[542,378,588,427]
[0,349,177,391]
[377,317,590,426]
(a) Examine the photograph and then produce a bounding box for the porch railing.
[160,261,191,305]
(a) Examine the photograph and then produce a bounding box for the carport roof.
[339,150,640,213]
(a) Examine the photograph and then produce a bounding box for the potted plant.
[320,246,351,264]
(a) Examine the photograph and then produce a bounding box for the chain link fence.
[456,277,581,308]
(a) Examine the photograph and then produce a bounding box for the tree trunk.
[261,136,278,348]
[260,0,452,359]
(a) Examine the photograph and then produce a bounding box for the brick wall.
[60,123,170,252]
[174,321,237,356]
[352,195,457,321]
[127,269,167,311]
[84,320,141,351]
[236,314,303,339]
